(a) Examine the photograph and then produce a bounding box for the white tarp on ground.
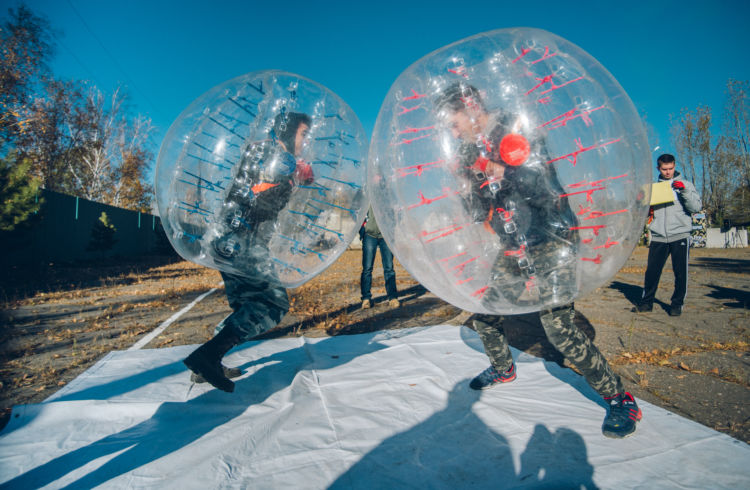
[1,325,748,489]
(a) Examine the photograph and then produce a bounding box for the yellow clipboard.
[649,181,675,206]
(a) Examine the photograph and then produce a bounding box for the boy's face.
[658,161,676,180]
[447,110,478,141]
[294,123,309,156]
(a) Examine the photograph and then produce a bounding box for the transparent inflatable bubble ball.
[156,70,368,287]
[368,28,651,314]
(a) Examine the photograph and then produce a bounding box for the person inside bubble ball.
[212,111,314,263]
[436,82,641,438]
[183,111,312,393]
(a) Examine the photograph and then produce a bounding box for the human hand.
[672,180,685,191]
[472,156,489,172]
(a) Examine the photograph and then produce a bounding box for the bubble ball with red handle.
[155,70,368,287]
[368,28,652,314]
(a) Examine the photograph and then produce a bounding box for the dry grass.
[0,259,223,420]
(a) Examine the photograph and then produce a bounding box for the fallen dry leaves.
[613,341,749,383]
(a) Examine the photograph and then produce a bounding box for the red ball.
[499,133,530,166]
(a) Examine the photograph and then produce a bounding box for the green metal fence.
[0,190,176,266]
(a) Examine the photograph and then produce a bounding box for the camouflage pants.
[482,240,577,309]
[218,270,290,342]
[472,304,624,398]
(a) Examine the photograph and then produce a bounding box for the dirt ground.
[1,247,748,443]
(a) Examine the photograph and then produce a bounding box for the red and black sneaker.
[602,392,642,438]
[469,363,517,390]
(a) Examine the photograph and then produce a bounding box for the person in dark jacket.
[437,82,641,438]
[634,153,702,316]
[359,206,399,309]
[184,112,311,393]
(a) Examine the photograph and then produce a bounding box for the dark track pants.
[641,238,689,307]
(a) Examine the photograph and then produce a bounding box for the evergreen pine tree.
[0,152,43,231]
[87,211,117,254]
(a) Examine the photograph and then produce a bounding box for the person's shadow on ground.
[517,423,597,488]
[608,281,672,312]
[5,327,599,489]
[706,284,750,308]
[2,333,390,489]
[691,257,750,274]
[330,380,597,489]
[608,280,643,306]
[263,284,433,338]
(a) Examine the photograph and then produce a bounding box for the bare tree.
[17,81,154,210]
[722,79,749,188]
[72,86,121,201]
[671,106,712,215]
[695,107,712,211]
[2,4,155,214]
[69,85,154,210]
[725,184,750,225]
[18,79,85,192]
[112,113,154,211]
[709,135,741,224]
[670,109,698,185]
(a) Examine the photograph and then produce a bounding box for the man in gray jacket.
[634,154,702,316]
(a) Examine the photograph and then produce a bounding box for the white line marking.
[129,284,223,351]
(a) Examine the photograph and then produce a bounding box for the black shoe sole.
[191,366,242,384]
[469,377,516,390]
[184,352,235,393]
[602,426,637,439]
[602,416,640,438]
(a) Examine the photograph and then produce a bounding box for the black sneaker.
[632,302,653,312]
[669,305,682,316]
[191,365,242,384]
[469,363,517,390]
[602,392,642,438]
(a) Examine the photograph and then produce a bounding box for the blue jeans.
[360,233,398,301]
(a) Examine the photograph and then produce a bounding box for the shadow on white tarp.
[0,325,747,488]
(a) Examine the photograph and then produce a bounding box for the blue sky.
[14,0,750,169]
